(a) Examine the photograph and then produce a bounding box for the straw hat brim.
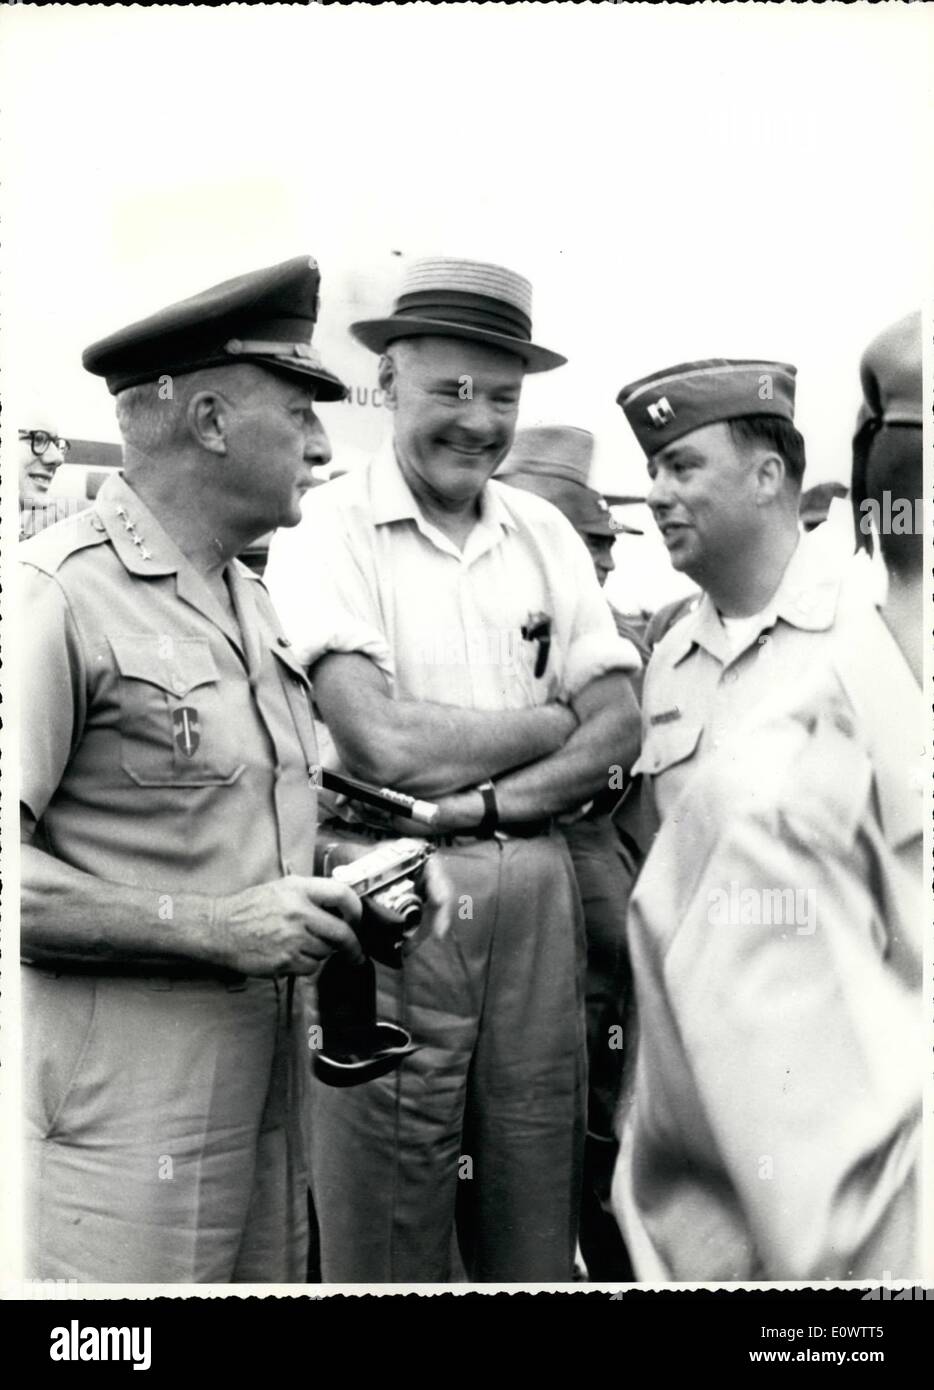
[350,317,567,374]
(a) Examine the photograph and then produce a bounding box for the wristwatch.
[475,780,499,838]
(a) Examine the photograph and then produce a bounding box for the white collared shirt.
[264,441,640,711]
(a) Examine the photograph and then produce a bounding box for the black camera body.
[312,832,434,1087]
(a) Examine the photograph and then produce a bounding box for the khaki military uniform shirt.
[614,601,923,1281]
[20,473,320,899]
[635,534,848,825]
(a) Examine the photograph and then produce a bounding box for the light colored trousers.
[306,831,588,1283]
[24,968,307,1283]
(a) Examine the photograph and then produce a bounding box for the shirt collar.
[94,472,181,576]
[93,473,246,650]
[368,438,518,550]
[667,532,844,666]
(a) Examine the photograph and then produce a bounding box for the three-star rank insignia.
[173,706,201,758]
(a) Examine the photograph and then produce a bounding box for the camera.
[320,836,434,964]
[312,832,435,1087]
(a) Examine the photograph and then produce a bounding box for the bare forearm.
[330,697,575,794]
[20,843,222,969]
[20,841,363,978]
[431,673,641,828]
[398,699,576,793]
[495,703,640,821]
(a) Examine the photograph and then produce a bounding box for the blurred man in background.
[18,426,88,538]
[498,425,649,656]
[799,479,848,532]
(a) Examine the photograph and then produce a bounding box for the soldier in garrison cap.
[19,257,364,1283]
[799,479,848,533]
[265,258,643,1282]
[613,314,924,1280]
[498,425,645,1279]
[616,357,853,829]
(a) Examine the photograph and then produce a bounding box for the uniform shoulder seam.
[18,513,110,575]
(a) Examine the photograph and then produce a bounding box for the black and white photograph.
[1,0,930,1346]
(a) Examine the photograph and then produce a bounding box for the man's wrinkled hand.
[214,875,363,977]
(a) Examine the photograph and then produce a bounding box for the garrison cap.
[497,426,642,535]
[856,310,922,431]
[617,358,797,456]
[82,256,348,401]
[851,311,922,553]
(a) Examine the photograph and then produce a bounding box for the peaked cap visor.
[82,255,348,401]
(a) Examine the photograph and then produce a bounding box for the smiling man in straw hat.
[266,257,643,1282]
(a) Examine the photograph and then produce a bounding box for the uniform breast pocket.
[633,721,703,779]
[109,635,246,787]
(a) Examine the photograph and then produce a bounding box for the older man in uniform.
[612,316,924,1280]
[19,257,363,1283]
[265,258,642,1282]
[496,425,643,1279]
[615,358,850,830]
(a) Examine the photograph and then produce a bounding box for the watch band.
[476,780,499,838]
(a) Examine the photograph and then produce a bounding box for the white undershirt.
[718,608,771,659]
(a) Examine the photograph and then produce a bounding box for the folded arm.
[436,671,641,827]
[310,651,578,797]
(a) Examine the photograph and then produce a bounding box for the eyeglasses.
[19,429,70,459]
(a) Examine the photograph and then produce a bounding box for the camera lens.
[379,879,423,925]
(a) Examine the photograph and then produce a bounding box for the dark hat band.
[391,289,532,343]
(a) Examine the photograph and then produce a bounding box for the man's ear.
[377,353,398,410]
[754,450,785,504]
[186,390,229,456]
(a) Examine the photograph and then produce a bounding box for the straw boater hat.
[350,257,567,373]
[497,426,643,535]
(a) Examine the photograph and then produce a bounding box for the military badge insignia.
[173,706,200,758]
[646,396,675,428]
